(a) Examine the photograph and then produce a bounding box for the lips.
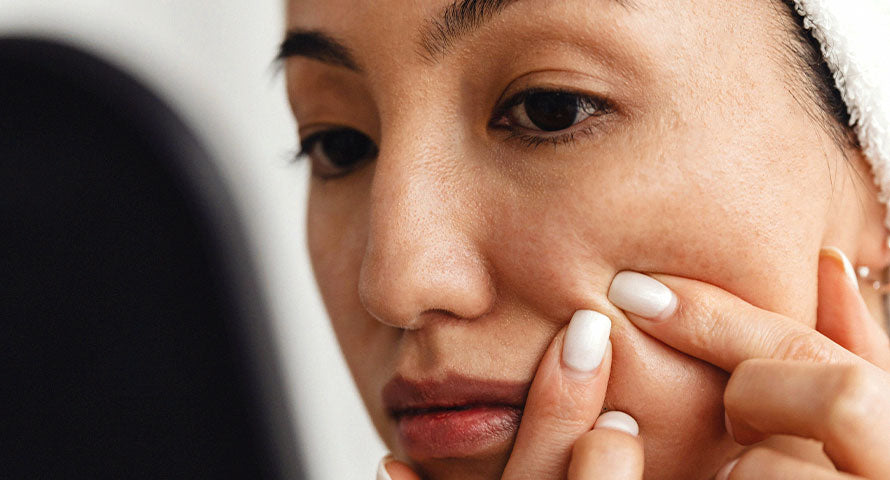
[383,374,530,459]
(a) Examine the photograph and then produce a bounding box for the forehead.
[286,0,435,39]
[284,0,777,66]
[282,1,791,109]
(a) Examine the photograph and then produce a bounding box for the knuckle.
[547,412,592,433]
[680,291,724,349]
[529,375,604,434]
[533,392,595,434]
[772,331,839,363]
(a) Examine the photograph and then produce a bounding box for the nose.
[357,129,494,330]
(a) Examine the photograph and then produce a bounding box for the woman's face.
[284,0,881,478]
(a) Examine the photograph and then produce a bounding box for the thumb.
[502,310,612,480]
[817,247,890,369]
[377,455,421,480]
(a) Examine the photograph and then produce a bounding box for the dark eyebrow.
[418,0,524,61]
[279,0,635,70]
[277,30,362,72]
[419,0,636,61]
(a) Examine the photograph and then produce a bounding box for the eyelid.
[297,122,339,145]
[490,67,617,109]
[296,122,367,159]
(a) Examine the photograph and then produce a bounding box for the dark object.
[0,37,304,479]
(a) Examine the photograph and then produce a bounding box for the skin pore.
[282,0,888,478]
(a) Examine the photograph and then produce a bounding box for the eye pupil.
[524,92,579,132]
[320,129,376,167]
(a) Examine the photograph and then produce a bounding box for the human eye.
[488,89,613,148]
[297,127,378,179]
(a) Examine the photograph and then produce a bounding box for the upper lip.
[383,373,531,418]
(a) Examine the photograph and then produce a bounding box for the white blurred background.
[0,0,386,478]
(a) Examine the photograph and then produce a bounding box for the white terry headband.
[792,0,890,229]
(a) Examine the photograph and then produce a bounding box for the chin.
[398,442,514,480]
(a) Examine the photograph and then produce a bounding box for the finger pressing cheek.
[605,271,855,373]
[503,310,613,480]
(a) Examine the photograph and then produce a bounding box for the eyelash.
[296,131,375,181]
[489,88,612,149]
[501,124,599,149]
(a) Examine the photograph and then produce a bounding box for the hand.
[379,310,644,480]
[606,247,890,479]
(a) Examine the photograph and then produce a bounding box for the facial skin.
[282,0,888,478]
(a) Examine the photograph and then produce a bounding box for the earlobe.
[836,145,890,271]
[816,247,890,369]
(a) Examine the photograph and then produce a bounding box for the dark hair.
[776,0,858,150]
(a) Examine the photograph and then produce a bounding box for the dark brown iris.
[523,92,579,131]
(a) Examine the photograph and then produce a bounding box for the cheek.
[307,182,395,428]
[487,124,828,325]
[478,124,830,476]
[608,324,738,479]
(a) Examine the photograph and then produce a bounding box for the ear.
[816,247,890,369]
[844,147,890,269]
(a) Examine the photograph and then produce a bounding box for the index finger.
[606,271,857,373]
[502,310,613,480]
[606,271,890,479]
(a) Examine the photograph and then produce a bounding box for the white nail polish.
[562,310,611,373]
[594,411,639,436]
[821,246,858,286]
[608,271,677,320]
[376,455,394,480]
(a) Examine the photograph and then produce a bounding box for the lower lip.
[396,405,522,459]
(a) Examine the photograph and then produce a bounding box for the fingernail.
[715,458,739,480]
[724,411,734,438]
[608,271,678,321]
[820,246,858,286]
[376,454,394,480]
[594,411,639,436]
[562,310,611,373]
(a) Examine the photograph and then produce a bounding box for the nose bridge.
[358,105,494,329]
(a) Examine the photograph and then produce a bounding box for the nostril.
[358,280,494,330]
[419,308,482,325]
[426,308,463,319]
